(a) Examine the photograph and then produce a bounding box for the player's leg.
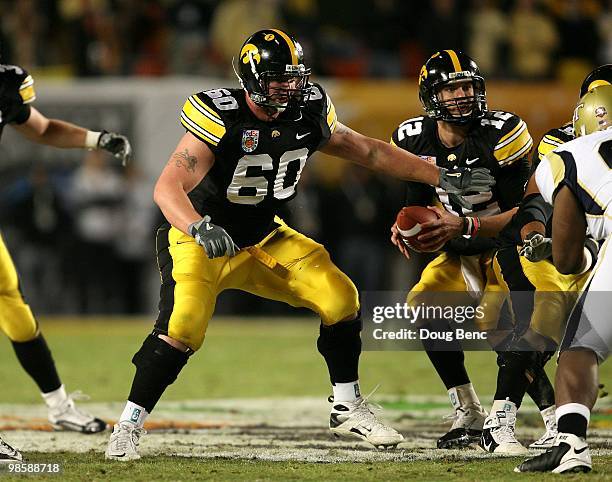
[239,221,402,448]
[516,237,612,473]
[409,253,487,449]
[106,226,251,460]
[0,234,105,434]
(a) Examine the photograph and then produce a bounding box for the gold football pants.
[155,219,360,351]
[0,233,38,342]
[479,247,588,344]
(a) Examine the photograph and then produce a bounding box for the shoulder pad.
[180,88,240,147]
[536,123,575,162]
[484,111,533,166]
[0,64,35,103]
[391,116,426,146]
[305,83,337,133]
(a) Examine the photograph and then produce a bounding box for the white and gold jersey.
[535,129,612,240]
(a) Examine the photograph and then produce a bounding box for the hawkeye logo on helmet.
[240,43,261,65]
[419,66,428,84]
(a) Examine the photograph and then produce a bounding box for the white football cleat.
[437,384,487,449]
[105,422,146,461]
[529,405,558,449]
[0,436,22,463]
[48,392,107,433]
[479,400,528,455]
[515,432,591,473]
[329,393,403,449]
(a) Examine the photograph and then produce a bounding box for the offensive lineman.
[104,30,494,460]
[0,63,132,461]
[516,85,612,474]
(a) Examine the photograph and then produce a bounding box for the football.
[396,206,440,249]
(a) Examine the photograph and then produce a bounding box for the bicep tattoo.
[172,148,198,173]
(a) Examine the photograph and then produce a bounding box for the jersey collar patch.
[242,129,259,152]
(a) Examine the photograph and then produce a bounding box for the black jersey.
[498,123,575,247]
[177,83,337,247]
[391,111,533,255]
[0,64,35,141]
[531,122,574,171]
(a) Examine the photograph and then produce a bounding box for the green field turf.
[1,453,610,482]
[0,316,610,404]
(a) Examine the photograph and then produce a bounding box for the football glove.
[98,130,133,166]
[189,216,238,259]
[439,166,495,210]
[519,231,552,262]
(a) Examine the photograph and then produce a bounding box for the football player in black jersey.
[104,30,495,460]
[389,50,538,450]
[0,63,132,461]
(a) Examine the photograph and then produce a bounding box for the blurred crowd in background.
[0,0,610,316]
[0,0,610,80]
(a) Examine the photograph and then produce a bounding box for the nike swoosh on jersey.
[296,132,311,139]
[465,157,480,165]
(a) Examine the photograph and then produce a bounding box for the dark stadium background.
[0,0,609,316]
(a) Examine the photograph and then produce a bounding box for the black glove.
[189,216,238,259]
[519,231,552,262]
[439,166,496,210]
[98,130,133,166]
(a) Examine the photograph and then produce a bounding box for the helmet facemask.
[423,76,487,125]
[236,53,311,113]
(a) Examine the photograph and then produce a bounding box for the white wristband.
[85,130,102,149]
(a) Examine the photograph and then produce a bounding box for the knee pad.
[132,334,190,387]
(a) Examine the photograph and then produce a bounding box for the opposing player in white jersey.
[516,86,612,473]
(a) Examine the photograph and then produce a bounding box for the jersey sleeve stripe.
[542,134,563,147]
[390,138,397,147]
[188,97,224,127]
[326,99,337,133]
[181,97,226,141]
[191,95,223,123]
[498,137,533,165]
[19,75,36,104]
[495,124,533,164]
[180,113,221,146]
[495,120,526,149]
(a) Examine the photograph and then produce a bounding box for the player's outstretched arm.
[12,106,133,165]
[320,122,495,196]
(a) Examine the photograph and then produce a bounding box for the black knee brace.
[128,334,190,413]
[317,318,362,384]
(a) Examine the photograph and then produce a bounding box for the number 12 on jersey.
[227,148,309,204]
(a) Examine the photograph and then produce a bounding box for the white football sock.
[556,403,590,425]
[41,384,68,409]
[119,401,148,428]
[448,383,481,409]
[333,381,361,402]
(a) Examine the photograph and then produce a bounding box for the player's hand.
[439,166,495,209]
[415,206,462,250]
[98,130,133,166]
[189,216,238,258]
[519,231,552,262]
[390,223,412,259]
